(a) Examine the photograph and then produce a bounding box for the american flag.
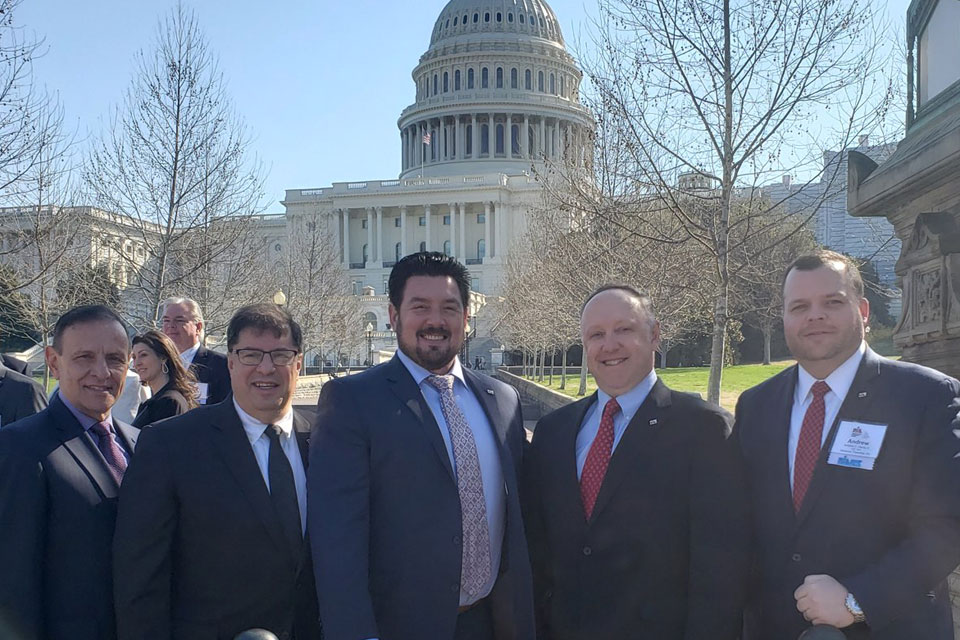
[422,133,432,145]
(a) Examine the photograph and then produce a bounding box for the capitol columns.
[424,204,432,252]
[522,115,530,159]
[506,114,513,158]
[365,207,374,266]
[458,202,467,262]
[484,201,492,261]
[448,202,457,257]
[399,205,408,257]
[495,201,505,261]
[340,208,350,265]
[375,206,383,264]
[471,115,479,158]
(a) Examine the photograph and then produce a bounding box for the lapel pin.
[649,419,658,426]
[858,391,867,398]
[485,389,495,396]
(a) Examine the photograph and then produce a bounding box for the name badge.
[196,382,210,405]
[828,420,887,470]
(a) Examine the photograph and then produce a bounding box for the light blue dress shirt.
[396,349,505,607]
[59,392,129,461]
[576,370,658,479]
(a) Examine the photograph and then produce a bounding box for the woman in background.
[131,330,198,428]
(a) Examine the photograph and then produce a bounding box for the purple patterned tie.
[425,374,492,599]
[90,420,128,485]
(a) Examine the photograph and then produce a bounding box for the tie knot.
[264,424,282,441]
[811,380,831,399]
[602,397,621,420]
[426,374,455,393]
[90,420,113,437]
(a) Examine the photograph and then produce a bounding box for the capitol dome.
[397,0,594,178]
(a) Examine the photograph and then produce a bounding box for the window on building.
[495,123,504,155]
[481,124,489,154]
[472,277,480,292]
[484,12,490,22]
[433,74,438,94]
[550,73,556,94]
[443,215,451,225]
[419,216,426,226]
[420,241,426,252]
[525,69,532,90]
[363,312,377,331]
[511,124,520,155]
[455,69,461,90]
[560,75,565,97]
[443,72,449,93]
[496,11,502,22]
[538,70,544,92]
[352,280,363,295]
[464,14,468,24]
[394,218,401,228]
[481,67,488,88]
[511,68,518,89]
[508,12,514,22]
[519,13,525,24]
[395,242,402,262]
[443,240,451,256]
[466,124,473,156]
[382,279,389,295]
[362,219,367,229]
[454,16,458,25]
[477,212,486,223]
[468,68,474,89]
[496,67,503,88]
[473,12,478,23]
[478,239,486,259]
[362,244,369,263]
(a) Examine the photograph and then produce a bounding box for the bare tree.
[84,3,266,328]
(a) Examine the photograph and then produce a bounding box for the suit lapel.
[589,381,669,521]
[211,402,295,564]
[559,395,596,523]
[796,349,882,525]
[384,356,455,482]
[762,368,800,527]
[293,410,310,470]
[49,397,120,498]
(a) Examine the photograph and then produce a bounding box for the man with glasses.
[159,297,230,405]
[114,303,322,640]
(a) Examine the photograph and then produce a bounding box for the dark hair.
[783,249,864,298]
[227,303,303,351]
[581,284,658,327]
[132,330,198,410]
[52,305,129,353]
[388,252,471,309]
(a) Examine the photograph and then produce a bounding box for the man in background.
[160,296,230,405]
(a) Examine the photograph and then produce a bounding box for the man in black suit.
[114,303,321,640]
[309,252,535,640]
[0,305,137,640]
[0,361,47,426]
[524,285,750,640]
[735,250,960,640]
[2,353,31,376]
[160,296,230,404]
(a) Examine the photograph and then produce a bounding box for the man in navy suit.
[160,296,230,405]
[0,305,138,640]
[735,250,960,639]
[309,252,535,640]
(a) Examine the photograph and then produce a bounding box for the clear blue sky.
[17,0,910,213]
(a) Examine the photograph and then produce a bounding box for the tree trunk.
[578,360,588,396]
[762,324,772,365]
[548,349,553,386]
[559,347,567,390]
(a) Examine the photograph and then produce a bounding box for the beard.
[395,317,463,372]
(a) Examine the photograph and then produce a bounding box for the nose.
[256,354,277,374]
[91,354,111,378]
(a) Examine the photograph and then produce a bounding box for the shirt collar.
[596,369,658,421]
[796,340,866,404]
[233,397,294,445]
[180,342,201,365]
[396,349,466,389]
[58,392,111,431]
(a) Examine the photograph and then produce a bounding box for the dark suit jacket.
[308,355,535,640]
[191,345,230,405]
[131,382,190,429]
[524,379,751,640]
[2,354,30,376]
[113,400,322,640]
[0,394,138,640]
[0,364,47,426]
[735,347,960,640]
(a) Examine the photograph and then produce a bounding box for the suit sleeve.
[522,415,554,640]
[843,376,960,629]
[21,382,48,420]
[684,406,752,640]
[0,430,45,639]
[113,426,178,640]
[309,380,379,640]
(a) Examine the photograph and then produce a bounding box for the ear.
[388,303,399,328]
[649,321,662,347]
[45,346,61,380]
[859,296,870,326]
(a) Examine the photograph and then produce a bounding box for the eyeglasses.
[231,348,299,367]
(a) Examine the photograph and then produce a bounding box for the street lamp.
[365,322,374,366]
[461,315,476,367]
[272,289,287,306]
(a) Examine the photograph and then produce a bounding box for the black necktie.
[265,425,303,550]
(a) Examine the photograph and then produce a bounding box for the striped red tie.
[793,380,831,512]
[580,398,620,519]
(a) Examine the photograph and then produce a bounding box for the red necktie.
[90,420,128,485]
[793,380,831,512]
[580,398,620,519]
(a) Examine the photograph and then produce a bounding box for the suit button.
[792,553,802,562]
[453,535,461,545]
[582,546,592,556]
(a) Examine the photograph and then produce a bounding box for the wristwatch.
[845,593,866,624]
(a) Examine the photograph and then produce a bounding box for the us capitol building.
[281,0,594,350]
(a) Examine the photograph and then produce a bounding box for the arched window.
[443,72,449,93]
[362,244,369,263]
[538,70,544,92]
[484,12,490,22]
[496,11,502,22]
[420,241,426,252]
[473,12,479,23]
[395,242,402,262]
[495,124,504,155]
[508,12,514,22]
[550,73,556,94]
[481,67,489,89]
[478,239,486,259]
[466,124,473,156]
[433,74,438,95]
[511,68,518,89]
[560,75,565,96]
[496,67,503,89]
[453,16,458,26]
[464,14,468,24]
[525,69,532,90]
[481,124,489,155]
[511,124,520,156]
[455,69,461,91]
[519,13,525,24]
[363,312,377,331]
[467,68,475,89]
[443,240,451,256]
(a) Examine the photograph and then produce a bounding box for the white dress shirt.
[787,341,866,488]
[179,341,201,367]
[234,399,308,533]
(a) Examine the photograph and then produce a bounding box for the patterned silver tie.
[425,374,492,598]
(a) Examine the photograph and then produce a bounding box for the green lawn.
[534,360,796,411]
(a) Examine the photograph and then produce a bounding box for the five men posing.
[0,249,959,639]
